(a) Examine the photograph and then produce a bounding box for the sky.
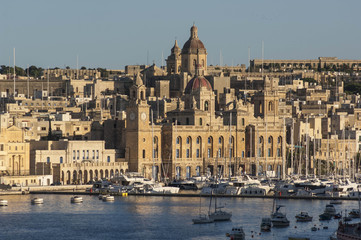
[1,0,361,70]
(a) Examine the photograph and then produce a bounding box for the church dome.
[184,75,212,94]
[182,24,206,54]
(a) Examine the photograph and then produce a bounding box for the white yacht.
[0,199,8,206]
[271,205,290,227]
[70,196,83,203]
[31,198,44,204]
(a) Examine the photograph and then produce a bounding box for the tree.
[80,66,87,70]
[25,65,44,78]
[97,68,108,77]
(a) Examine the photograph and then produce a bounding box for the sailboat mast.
[291,119,294,174]
[13,48,16,97]
[152,110,155,181]
[229,112,232,180]
[282,118,286,179]
[305,117,309,177]
[327,133,329,175]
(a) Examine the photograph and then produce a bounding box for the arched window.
[199,118,203,125]
[60,157,63,164]
[204,101,209,111]
[47,157,50,163]
[268,101,273,111]
[193,59,197,68]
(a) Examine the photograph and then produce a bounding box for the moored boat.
[260,217,272,232]
[271,205,290,227]
[319,212,332,221]
[226,226,245,240]
[337,222,361,240]
[295,212,313,222]
[102,195,114,202]
[31,198,44,204]
[70,196,83,203]
[0,199,8,206]
[192,214,214,224]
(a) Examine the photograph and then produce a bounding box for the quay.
[25,189,361,201]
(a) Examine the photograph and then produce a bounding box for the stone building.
[166,25,207,76]
[30,140,127,184]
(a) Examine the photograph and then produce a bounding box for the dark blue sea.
[0,194,357,239]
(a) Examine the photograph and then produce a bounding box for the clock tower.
[125,73,151,174]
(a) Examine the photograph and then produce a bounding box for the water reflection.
[0,194,359,240]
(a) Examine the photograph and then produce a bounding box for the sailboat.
[208,179,232,221]
[192,194,214,224]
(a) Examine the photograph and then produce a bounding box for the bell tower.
[125,74,151,173]
[254,76,279,120]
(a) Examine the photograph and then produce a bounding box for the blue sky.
[1,0,360,69]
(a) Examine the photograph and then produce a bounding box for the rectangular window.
[92,150,95,159]
[77,150,79,160]
[83,150,85,159]
[143,150,146,158]
[73,150,75,160]
[96,150,99,159]
[86,150,89,159]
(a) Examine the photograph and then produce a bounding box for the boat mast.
[291,118,294,175]
[327,133,329,176]
[152,110,155,181]
[13,48,16,97]
[282,117,286,179]
[305,117,309,178]
[229,112,232,180]
[343,128,346,181]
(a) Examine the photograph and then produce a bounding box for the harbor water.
[0,194,357,239]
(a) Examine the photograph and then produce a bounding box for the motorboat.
[0,199,8,206]
[226,226,245,240]
[192,214,214,224]
[102,195,114,202]
[319,212,332,220]
[31,198,44,204]
[70,196,83,203]
[260,217,272,232]
[271,205,290,227]
[295,212,313,222]
[98,194,105,200]
[337,222,361,240]
[324,204,336,216]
